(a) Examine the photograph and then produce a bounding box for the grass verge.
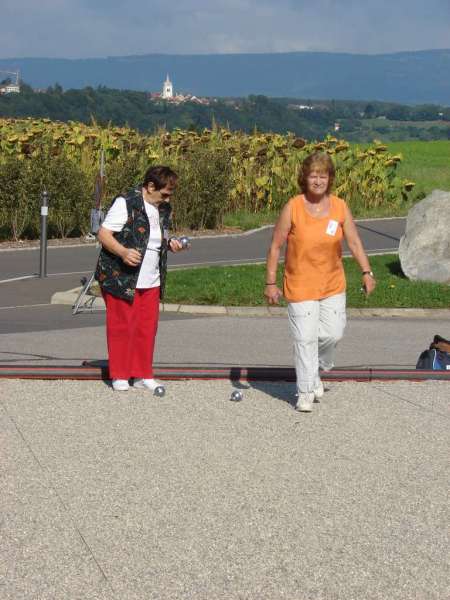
[222,209,279,231]
[387,140,450,202]
[165,254,450,308]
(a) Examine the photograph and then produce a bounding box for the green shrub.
[171,146,232,230]
[103,152,148,206]
[22,152,90,238]
[0,158,30,241]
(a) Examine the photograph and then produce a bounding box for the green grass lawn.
[222,209,278,230]
[387,141,450,201]
[363,118,450,130]
[165,254,450,308]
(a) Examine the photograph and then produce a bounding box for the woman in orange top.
[265,152,376,412]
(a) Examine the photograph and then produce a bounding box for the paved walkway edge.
[0,226,273,253]
[51,287,450,318]
[2,365,450,381]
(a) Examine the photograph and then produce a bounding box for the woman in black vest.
[95,166,184,392]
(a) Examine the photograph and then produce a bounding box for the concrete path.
[2,378,449,600]
[1,313,450,369]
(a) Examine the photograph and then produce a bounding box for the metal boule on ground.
[154,385,166,397]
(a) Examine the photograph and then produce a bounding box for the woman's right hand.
[121,248,142,267]
[264,285,283,305]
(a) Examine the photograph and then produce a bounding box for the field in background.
[386,141,450,200]
[224,140,449,229]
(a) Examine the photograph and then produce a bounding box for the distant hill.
[1,50,450,105]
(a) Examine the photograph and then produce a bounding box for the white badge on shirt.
[326,219,338,236]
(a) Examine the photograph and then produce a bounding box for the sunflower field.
[0,117,415,240]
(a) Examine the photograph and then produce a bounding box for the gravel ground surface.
[1,379,449,600]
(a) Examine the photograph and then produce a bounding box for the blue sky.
[1,0,449,58]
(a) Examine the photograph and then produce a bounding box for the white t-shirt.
[101,196,162,289]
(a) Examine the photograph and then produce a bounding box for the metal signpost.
[39,190,49,278]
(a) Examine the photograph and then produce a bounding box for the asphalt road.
[1,217,405,283]
[0,218,405,334]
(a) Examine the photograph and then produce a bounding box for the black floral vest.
[95,188,172,302]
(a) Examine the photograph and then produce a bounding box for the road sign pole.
[39,190,49,278]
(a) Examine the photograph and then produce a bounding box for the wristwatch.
[362,271,374,277]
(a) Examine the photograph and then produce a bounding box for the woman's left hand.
[169,238,183,252]
[362,273,376,295]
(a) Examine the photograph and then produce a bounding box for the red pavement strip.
[0,364,449,381]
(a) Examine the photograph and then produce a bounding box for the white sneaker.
[112,379,129,391]
[296,392,314,412]
[133,378,162,392]
[313,380,324,401]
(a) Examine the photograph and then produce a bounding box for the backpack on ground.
[416,334,450,370]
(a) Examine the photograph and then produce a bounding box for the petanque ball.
[154,386,166,398]
[179,236,191,249]
[230,390,243,402]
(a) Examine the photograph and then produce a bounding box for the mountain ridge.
[1,49,450,104]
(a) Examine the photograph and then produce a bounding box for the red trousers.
[103,288,160,380]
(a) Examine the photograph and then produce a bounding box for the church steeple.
[162,74,173,99]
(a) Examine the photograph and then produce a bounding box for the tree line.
[1,84,449,142]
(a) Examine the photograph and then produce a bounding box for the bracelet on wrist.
[362,271,374,277]
[265,282,277,286]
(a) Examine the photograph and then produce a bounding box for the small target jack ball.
[230,390,243,402]
[154,386,166,398]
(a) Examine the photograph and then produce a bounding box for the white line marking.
[0,303,52,310]
[0,270,94,284]
[355,216,406,223]
[169,248,398,268]
[193,224,275,239]
[0,243,98,253]
[169,258,268,268]
[47,271,92,277]
[344,248,399,254]
[0,275,37,283]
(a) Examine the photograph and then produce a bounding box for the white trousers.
[287,292,347,393]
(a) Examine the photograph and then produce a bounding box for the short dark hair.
[298,152,335,194]
[143,165,178,190]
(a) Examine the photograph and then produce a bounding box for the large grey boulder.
[399,190,450,283]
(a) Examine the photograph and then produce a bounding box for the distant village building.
[288,104,315,111]
[0,83,20,94]
[334,122,341,132]
[149,74,211,106]
[0,70,21,94]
